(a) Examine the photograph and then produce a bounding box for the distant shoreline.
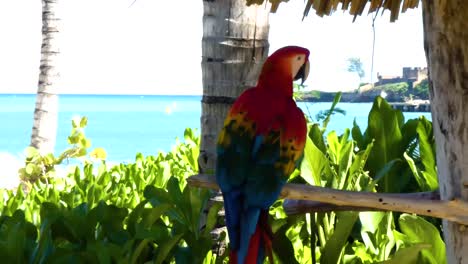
[296,91,431,112]
[296,89,428,103]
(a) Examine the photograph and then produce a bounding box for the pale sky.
[0,0,426,95]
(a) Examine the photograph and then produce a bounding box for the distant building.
[402,67,428,86]
[375,74,403,86]
[375,67,428,88]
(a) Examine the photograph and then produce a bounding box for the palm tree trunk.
[422,1,468,262]
[31,0,62,154]
[199,0,270,173]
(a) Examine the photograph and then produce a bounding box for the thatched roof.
[246,0,420,22]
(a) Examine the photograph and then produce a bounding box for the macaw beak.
[294,60,310,85]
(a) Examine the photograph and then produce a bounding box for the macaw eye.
[297,56,302,61]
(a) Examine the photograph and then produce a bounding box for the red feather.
[244,227,261,264]
[229,212,274,264]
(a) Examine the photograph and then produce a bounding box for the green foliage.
[297,78,430,102]
[353,96,415,193]
[0,182,221,263]
[1,97,444,264]
[314,92,347,130]
[413,79,430,99]
[299,92,347,127]
[300,114,376,264]
[1,124,224,263]
[375,82,409,95]
[298,90,321,99]
[396,214,446,264]
[18,116,104,186]
[293,95,443,263]
[293,82,309,101]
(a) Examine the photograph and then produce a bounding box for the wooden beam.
[283,189,439,214]
[187,174,468,225]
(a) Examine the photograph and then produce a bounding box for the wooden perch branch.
[282,191,439,214]
[187,174,468,225]
[284,200,385,213]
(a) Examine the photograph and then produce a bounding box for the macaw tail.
[229,211,273,264]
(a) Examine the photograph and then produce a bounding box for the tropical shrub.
[0,96,444,264]
[290,95,443,263]
[413,79,430,99]
[18,116,97,187]
[1,124,226,263]
[375,82,409,95]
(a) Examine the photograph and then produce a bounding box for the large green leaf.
[31,204,60,264]
[416,117,438,190]
[203,202,223,237]
[2,211,32,263]
[321,92,343,130]
[309,123,327,153]
[404,153,430,191]
[360,211,386,234]
[364,96,415,193]
[367,97,402,190]
[144,185,181,218]
[381,243,431,264]
[141,204,173,228]
[320,211,359,264]
[348,141,374,190]
[186,186,204,236]
[352,119,365,150]
[326,130,354,189]
[399,214,446,264]
[300,136,330,186]
[273,224,300,264]
[400,118,420,153]
[359,212,395,261]
[155,232,184,264]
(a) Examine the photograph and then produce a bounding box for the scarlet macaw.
[216,46,309,264]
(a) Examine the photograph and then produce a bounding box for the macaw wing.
[216,89,258,252]
[216,90,257,191]
[277,104,308,179]
[245,101,307,209]
[240,103,307,263]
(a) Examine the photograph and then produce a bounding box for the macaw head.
[257,46,310,94]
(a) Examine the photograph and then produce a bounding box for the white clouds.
[0,0,424,94]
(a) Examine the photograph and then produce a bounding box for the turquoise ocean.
[0,94,431,163]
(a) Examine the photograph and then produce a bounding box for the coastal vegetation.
[0,97,444,263]
[298,78,430,103]
[412,79,429,99]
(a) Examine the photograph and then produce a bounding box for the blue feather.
[222,190,243,250]
[251,135,264,157]
[238,208,261,263]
